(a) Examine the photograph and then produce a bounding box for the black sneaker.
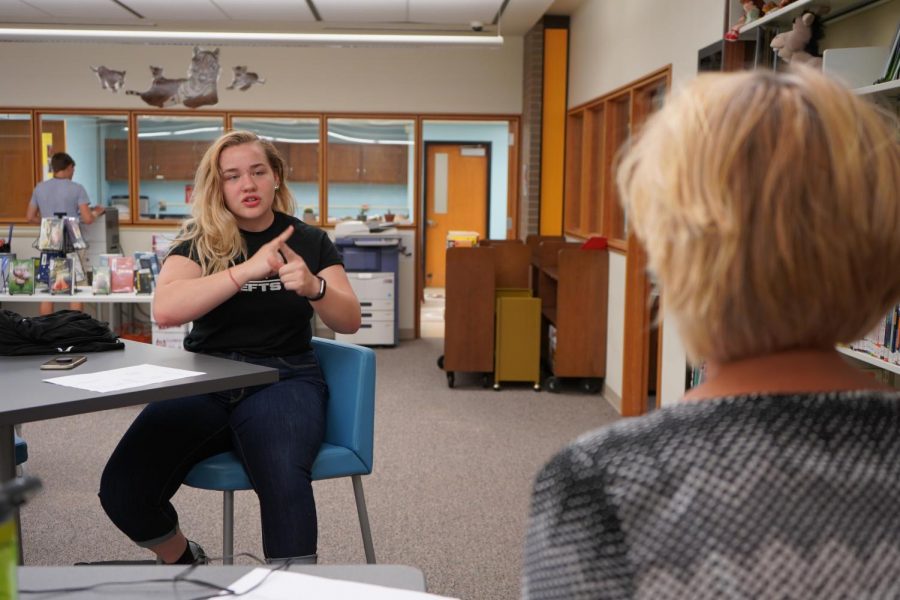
[187,540,209,565]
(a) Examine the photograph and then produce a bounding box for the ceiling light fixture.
[0,27,503,47]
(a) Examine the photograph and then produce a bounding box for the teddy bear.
[770,10,827,68]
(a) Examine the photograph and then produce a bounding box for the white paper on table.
[43,364,205,393]
[222,568,458,600]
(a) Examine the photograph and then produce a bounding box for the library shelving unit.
[722,0,900,379]
[440,246,495,388]
[529,237,609,393]
[439,241,534,389]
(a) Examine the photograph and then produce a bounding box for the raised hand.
[277,236,320,298]
[240,226,294,280]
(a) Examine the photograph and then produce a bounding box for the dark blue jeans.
[98,350,327,560]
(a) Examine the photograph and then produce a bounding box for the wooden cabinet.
[327,144,408,184]
[104,139,128,181]
[140,140,208,181]
[288,144,318,183]
[0,119,34,220]
[360,145,407,184]
[530,238,608,392]
[107,139,207,181]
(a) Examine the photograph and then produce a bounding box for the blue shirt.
[29,178,90,218]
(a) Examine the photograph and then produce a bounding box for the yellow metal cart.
[493,288,541,391]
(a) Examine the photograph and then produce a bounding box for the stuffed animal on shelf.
[725,0,765,41]
[770,10,827,69]
[762,0,798,14]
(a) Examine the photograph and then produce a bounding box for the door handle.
[426,220,437,227]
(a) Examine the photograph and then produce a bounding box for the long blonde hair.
[617,66,900,363]
[172,130,296,275]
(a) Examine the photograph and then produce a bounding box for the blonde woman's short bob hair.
[617,66,900,364]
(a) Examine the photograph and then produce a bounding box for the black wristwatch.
[308,276,326,301]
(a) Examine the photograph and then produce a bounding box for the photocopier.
[333,221,401,346]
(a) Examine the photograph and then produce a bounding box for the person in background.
[26,152,105,225]
[26,152,105,314]
[522,66,900,599]
[99,130,361,565]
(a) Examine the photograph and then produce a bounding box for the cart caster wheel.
[437,355,445,370]
[533,383,541,392]
[581,378,601,394]
[447,372,455,388]
[493,383,501,391]
[482,373,492,388]
[546,376,561,393]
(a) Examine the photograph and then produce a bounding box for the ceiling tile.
[314,0,410,23]
[409,0,504,25]
[0,1,52,19]
[10,0,142,20]
[118,0,227,21]
[213,0,317,22]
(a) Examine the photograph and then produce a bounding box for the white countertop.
[0,286,152,304]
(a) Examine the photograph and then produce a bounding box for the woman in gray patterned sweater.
[523,66,900,600]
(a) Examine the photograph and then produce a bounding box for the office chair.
[14,434,27,468]
[184,337,377,564]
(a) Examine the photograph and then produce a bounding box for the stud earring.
[274,185,280,190]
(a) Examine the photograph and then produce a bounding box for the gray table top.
[18,564,427,598]
[0,341,278,425]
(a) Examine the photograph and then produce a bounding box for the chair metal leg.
[223,490,234,565]
[351,475,376,564]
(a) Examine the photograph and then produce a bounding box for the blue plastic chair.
[14,434,27,467]
[183,337,377,564]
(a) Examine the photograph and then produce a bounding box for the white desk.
[19,564,429,597]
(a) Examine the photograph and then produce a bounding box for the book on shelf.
[49,257,74,295]
[92,266,111,295]
[38,218,64,251]
[109,255,135,293]
[135,268,154,294]
[878,23,900,83]
[134,251,161,281]
[63,217,87,249]
[0,255,11,294]
[7,259,34,295]
[846,303,900,367]
[687,362,707,389]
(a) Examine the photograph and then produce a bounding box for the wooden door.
[424,143,489,288]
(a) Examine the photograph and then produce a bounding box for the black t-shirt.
[168,211,343,356]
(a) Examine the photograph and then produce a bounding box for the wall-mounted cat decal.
[226,66,265,91]
[125,47,221,109]
[90,65,126,93]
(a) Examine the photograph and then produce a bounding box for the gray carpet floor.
[18,337,619,599]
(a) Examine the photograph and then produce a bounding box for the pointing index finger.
[275,225,294,245]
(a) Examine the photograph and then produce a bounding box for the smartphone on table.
[40,355,87,370]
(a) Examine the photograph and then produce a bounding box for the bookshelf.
[855,78,900,99]
[528,237,608,393]
[736,0,878,35]
[721,0,900,380]
[837,346,900,375]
